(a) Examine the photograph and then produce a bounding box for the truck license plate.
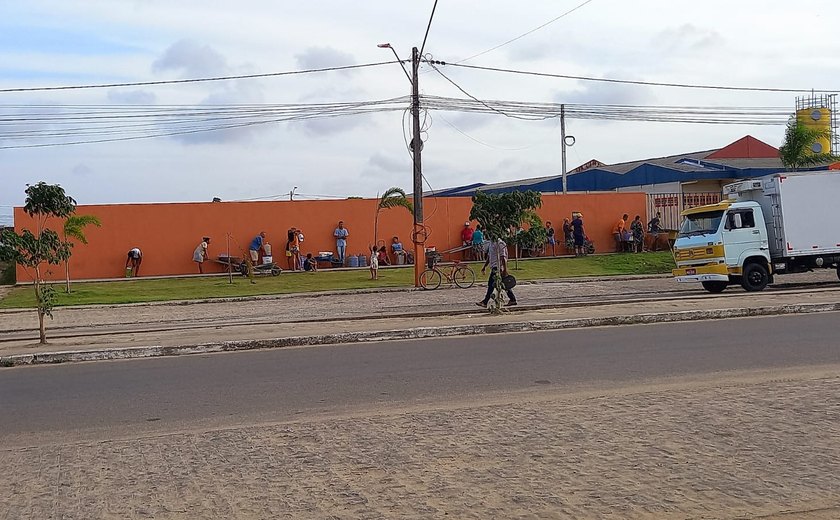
[686,268,696,275]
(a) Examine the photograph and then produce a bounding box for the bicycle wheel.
[453,266,476,288]
[419,269,442,290]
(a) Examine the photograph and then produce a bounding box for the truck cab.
[672,200,772,293]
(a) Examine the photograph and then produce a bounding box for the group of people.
[543,214,589,257]
[460,222,486,261]
[612,212,664,253]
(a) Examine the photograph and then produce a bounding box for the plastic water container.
[348,255,359,268]
[357,254,367,267]
[262,255,273,264]
[263,243,272,256]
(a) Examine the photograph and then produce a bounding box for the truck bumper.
[672,264,729,283]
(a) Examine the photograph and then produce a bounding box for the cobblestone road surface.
[3,370,839,519]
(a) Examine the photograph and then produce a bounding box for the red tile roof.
[705,135,779,159]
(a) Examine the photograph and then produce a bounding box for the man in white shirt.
[476,237,517,307]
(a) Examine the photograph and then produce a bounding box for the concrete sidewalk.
[0,272,840,365]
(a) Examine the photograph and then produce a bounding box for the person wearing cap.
[193,236,210,273]
[461,221,474,260]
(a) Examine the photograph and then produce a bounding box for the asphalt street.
[3,311,840,447]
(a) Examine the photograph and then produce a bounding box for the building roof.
[434,135,833,196]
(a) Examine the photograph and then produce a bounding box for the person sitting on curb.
[303,252,318,272]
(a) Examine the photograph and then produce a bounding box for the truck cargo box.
[731,172,840,258]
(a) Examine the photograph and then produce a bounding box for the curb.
[3,301,839,367]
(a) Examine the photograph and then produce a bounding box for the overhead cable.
[0,61,401,93]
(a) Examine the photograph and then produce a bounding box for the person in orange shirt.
[613,214,628,252]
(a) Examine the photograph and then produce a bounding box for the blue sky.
[1,0,839,225]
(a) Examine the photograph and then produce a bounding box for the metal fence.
[647,192,722,231]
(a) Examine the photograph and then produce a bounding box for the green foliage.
[374,187,413,246]
[778,119,838,171]
[1,182,77,343]
[512,211,548,253]
[0,228,71,268]
[377,187,413,213]
[24,182,76,220]
[469,190,542,240]
[63,214,102,244]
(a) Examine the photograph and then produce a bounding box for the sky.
[2,0,839,225]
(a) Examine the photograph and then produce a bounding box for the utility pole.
[411,46,425,286]
[560,104,567,195]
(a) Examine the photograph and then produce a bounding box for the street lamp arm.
[378,43,413,85]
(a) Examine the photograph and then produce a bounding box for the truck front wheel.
[702,281,728,293]
[741,263,769,292]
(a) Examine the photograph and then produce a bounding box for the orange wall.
[13,193,645,281]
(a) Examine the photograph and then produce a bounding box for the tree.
[469,190,542,310]
[0,182,76,344]
[778,119,837,171]
[373,187,413,249]
[62,214,102,293]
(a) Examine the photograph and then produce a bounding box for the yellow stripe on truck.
[673,245,725,261]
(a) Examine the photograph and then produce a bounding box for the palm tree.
[373,187,413,251]
[778,119,837,171]
[62,214,102,293]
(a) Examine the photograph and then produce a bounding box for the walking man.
[476,236,517,308]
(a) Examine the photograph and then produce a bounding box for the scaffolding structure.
[795,93,838,153]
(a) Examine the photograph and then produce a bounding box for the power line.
[442,62,838,94]
[456,0,596,63]
[0,61,400,93]
[419,0,440,59]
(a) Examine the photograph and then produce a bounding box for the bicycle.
[419,260,476,290]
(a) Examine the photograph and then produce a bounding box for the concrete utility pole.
[560,104,567,195]
[411,46,425,286]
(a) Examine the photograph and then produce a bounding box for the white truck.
[672,171,840,292]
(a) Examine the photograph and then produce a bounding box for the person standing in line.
[630,215,645,253]
[334,221,349,265]
[296,228,305,270]
[562,218,573,253]
[613,214,628,252]
[369,245,379,280]
[545,221,556,256]
[193,236,210,273]
[476,236,517,308]
[461,221,474,260]
[472,224,485,261]
[249,231,266,265]
[571,213,585,256]
[125,247,142,277]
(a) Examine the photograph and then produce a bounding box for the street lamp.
[377,43,412,84]
[290,186,298,201]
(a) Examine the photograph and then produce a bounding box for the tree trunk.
[33,266,47,344]
[64,259,71,293]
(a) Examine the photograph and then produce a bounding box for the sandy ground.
[2,366,839,518]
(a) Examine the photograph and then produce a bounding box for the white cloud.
[152,39,229,77]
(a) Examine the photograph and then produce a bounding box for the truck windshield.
[679,210,724,238]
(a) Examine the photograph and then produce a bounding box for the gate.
[647,192,722,231]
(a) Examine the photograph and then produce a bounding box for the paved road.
[3,314,840,518]
[4,312,840,446]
